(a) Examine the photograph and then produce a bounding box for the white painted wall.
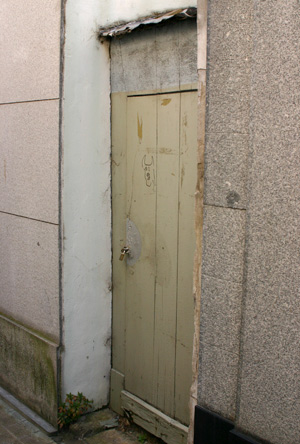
[63,0,196,408]
[99,0,197,27]
[62,0,111,407]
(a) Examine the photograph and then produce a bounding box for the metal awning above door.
[98,7,196,37]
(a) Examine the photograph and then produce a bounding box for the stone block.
[207,1,253,63]
[0,0,61,103]
[200,274,243,354]
[0,100,59,223]
[249,0,300,134]
[111,20,197,93]
[204,132,248,209]
[205,1,253,136]
[202,206,246,283]
[237,302,300,444]
[0,315,58,426]
[198,343,239,421]
[0,212,59,341]
[206,56,251,135]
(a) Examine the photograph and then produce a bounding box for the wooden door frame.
[187,1,207,443]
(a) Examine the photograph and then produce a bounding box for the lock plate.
[126,219,141,266]
[119,246,130,261]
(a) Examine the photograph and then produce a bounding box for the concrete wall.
[0,0,62,424]
[198,1,300,443]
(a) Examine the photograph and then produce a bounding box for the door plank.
[111,92,127,375]
[121,390,188,444]
[152,94,180,416]
[125,95,157,403]
[175,91,197,424]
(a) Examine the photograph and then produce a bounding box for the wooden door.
[111,90,197,444]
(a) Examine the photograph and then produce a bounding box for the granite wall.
[198,1,300,443]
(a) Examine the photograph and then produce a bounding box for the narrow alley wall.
[0,0,62,425]
[197,1,300,443]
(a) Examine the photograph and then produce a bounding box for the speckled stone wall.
[237,2,300,443]
[198,1,300,443]
[198,0,253,421]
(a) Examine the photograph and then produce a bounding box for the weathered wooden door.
[111,89,197,444]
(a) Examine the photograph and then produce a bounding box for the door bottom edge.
[121,390,188,444]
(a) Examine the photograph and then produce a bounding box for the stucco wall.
[0,0,61,424]
[198,1,300,443]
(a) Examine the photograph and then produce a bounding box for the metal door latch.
[119,246,130,261]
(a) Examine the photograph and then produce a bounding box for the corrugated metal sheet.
[98,8,197,37]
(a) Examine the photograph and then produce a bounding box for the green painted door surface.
[111,90,197,440]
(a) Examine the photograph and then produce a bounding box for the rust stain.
[137,114,143,143]
[161,98,171,106]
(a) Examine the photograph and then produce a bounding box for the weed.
[57,392,93,429]
[138,432,148,443]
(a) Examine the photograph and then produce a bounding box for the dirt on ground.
[53,410,164,444]
[117,416,164,444]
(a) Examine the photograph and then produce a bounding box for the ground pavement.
[0,397,162,444]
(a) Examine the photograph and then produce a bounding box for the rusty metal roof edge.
[98,7,197,37]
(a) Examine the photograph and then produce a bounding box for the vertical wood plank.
[175,91,197,424]
[125,95,157,403]
[111,92,127,375]
[153,94,180,416]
